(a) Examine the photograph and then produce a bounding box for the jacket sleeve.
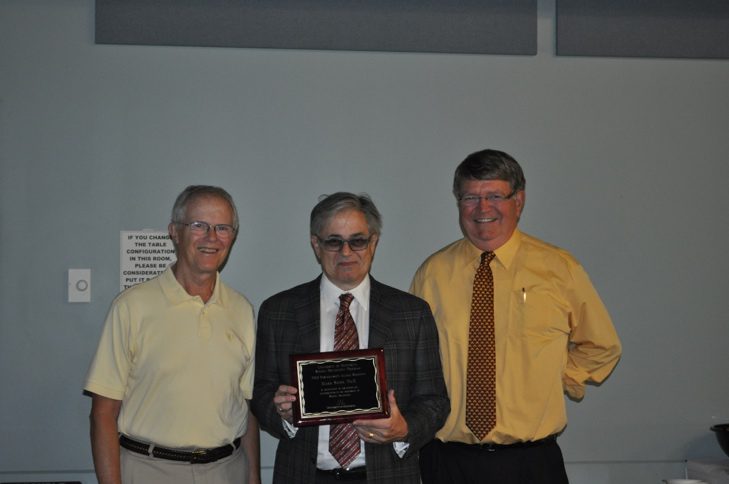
[250,297,292,440]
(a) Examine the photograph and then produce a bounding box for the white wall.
[1,1,728,482]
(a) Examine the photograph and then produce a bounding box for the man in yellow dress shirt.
[411,149,621,484]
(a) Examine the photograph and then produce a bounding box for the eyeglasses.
[177,221,237,238]
[316,235,373,252]
[458,191,517,207]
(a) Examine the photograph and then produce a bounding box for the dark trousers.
[419,438,569,484]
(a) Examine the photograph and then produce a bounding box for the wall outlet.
[68,268,91,303]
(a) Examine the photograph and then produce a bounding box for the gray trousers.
[120,444,247,484]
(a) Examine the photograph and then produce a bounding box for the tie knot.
[339,293,354,309]
[481,251,495,266]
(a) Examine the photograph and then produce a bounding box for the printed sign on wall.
[120,231,176,291]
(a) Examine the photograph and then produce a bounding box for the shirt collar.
[495,229,521,270]
[159,265,222,306]
[460,229,522,271]
[320,273,371,312]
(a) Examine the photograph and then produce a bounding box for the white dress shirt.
[315,274,370,470]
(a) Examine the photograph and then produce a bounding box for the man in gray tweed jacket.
[252,192,449,484]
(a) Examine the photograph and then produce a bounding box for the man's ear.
[514,191,526,219]
[310,235,322,263]
[168,222,178,244]
[371,233,380,249]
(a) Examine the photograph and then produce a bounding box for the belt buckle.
[191,448,208,463]
[335,467,365,480]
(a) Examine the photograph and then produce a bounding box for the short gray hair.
[310,192,382,237]
[170,185,239,229]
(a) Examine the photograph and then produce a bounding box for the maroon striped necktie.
[328,293,361,467]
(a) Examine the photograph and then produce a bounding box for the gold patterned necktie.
[329,293,361,467]
[466,251,496,440]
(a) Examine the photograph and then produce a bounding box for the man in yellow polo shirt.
[84,186,260,484]
[411,149,621,484]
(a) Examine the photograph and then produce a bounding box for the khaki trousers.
[120,444,247,484]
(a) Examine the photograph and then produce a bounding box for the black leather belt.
[119,434,241,464]
[316,466,367,481]
[444,434,557,452]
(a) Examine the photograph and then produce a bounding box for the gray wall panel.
[95,0,537,54]
[557,0,729,59]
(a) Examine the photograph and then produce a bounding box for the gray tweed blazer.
[251,276,449,484]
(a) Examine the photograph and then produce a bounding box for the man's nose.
[477,197,492,209]
[340,241,354,255]
[206,227,219,240]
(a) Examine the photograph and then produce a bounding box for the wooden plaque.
[290,348,389,427]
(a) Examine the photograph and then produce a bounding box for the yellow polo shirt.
[84,267,255,449]
[411,230,621,444]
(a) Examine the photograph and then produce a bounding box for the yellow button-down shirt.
[411,230,621,444]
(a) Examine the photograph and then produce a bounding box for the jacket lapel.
[367,277,393,351]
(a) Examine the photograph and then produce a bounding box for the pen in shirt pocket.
[521,287,526,303]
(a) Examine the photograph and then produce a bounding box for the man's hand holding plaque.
[273,384,297,424]
[273,384,409,445]
[352,389,409,444]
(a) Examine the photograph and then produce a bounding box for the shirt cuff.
[282,418,298,438]
[563,367,589,399]
[393,441,409,458]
